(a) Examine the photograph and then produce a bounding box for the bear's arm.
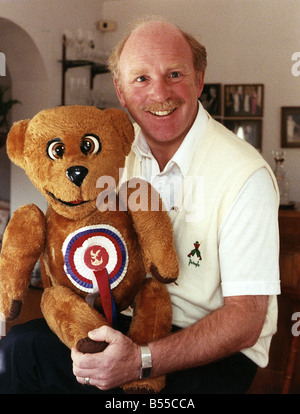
[0,204,46,320]
[119,178,178,284]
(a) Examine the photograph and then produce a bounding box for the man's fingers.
[88,324,117,344]
[71,347,99,368]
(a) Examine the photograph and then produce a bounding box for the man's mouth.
[47,191,88,207]
[148,108,177,117]
[144,99,183,117]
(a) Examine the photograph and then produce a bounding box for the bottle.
[272,150,289,206]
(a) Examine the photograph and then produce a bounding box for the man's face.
[114,23,204,151]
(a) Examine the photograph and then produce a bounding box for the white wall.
[1,0,107,212]
[1,0,300,209]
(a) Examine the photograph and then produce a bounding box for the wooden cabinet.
[279,205,300,287]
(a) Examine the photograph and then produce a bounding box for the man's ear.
[6,119,30,168]
[104,108,134,156]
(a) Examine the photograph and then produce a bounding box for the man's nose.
[150,78,171,102]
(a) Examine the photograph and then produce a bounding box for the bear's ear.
[6,119,30,168]
[104,108,134,156]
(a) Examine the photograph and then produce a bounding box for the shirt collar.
[132,102,208,176]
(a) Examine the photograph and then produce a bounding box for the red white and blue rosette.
[62,225,129,327]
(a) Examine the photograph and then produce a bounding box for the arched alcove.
[0,17,49,212]
[0,69,11,201]
[0,67,12,201]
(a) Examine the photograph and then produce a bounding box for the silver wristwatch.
[139,345,152,379]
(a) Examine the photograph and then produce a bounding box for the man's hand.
[71,325,141,390]
[72,295,269,391]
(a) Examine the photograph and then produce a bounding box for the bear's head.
[7,105,134,220]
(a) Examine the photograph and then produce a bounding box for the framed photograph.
[224,84,264,117]
[281,107,300,147]
[224,119,262,150]
[199,83,222,117]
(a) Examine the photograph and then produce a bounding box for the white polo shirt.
[124,103,280,367]
[131,104,280,298]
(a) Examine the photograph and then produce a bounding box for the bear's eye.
[80,134,101,156]
[47,138,65,160]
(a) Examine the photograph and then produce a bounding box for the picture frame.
[281,106,300,148]
[199,83,222,117]
[224,84,264,118]
[224,119,262,150]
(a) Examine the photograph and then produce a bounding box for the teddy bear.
[0,105,179,393]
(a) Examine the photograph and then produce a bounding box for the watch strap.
[139,345,152,379]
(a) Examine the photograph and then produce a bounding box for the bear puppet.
[0,105,179,393]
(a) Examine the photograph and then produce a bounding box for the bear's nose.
[66,166,88,187]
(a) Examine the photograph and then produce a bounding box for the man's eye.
[137,76,147,82]
[170,72,180,78]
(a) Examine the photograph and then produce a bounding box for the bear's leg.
[41,285,109,352]
[122,278,173,394]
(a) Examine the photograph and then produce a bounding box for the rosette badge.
[62,225,128,327]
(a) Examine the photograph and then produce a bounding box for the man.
[0,19,280,394]
[72,20,280,393]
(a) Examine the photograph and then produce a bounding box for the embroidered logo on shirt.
[187,241,202,267]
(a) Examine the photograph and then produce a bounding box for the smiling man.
[71,20,281,394]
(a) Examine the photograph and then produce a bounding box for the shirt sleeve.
[218,167,281,296]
